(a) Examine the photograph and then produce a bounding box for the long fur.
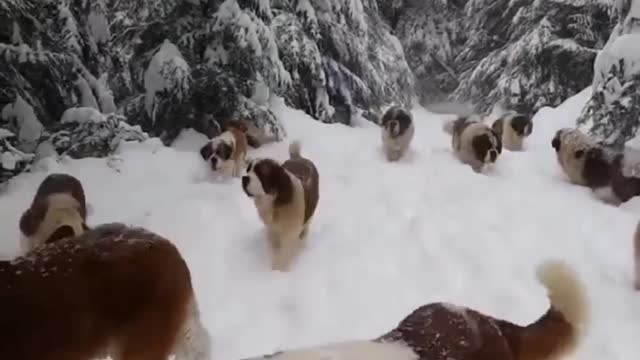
[1,223,211,360]
[380,106,415,161]
[245,260,588,360]
[445,116,502,173]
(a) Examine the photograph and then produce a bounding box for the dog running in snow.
[19,173,89,253]
[491,112,533,151]
[443,115,502,173]
[241,260,588,360]
[381,106,415,161]
[200,119,250,178]
[241,141,320,272]
[0,222,211,360]
[551,128,640,205]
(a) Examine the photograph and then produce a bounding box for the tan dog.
[242,260,588,360]
[0,223,211,360]
[381,106,415,161]
[19,173,89,253]
[491,112,533,151]
[443,116,502,173]
[241,141,320,271]
[551,128,640,204]
[199,119,249,177]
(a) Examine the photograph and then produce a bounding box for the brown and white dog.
[443,116,502,173]
[491,112,533,151]
[0,222,211,360]
[19,173,89,253]
[241,141,320,272]
[241,260,588,360]
[551,128,640,205]
[381,106,415,161]
[199,119,249,177]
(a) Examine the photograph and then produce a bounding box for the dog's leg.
[172,299,212,360]
[272,232,303,272]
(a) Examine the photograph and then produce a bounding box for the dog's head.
[508,114,533,137]
[30,173,87,219]
[551,128,577,153]
[242,158,292,201]
[19,193,88,252]
[382,106,413,138]
[470,126,502,164]
[200,138,234,172]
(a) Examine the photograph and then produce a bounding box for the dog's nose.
[210,157,218,169]
[242,176,249,188]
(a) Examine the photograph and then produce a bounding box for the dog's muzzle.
[489,149,499,162]
[241,176,252,197]
[210,156,218,170]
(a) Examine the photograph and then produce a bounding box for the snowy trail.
[2,89,640,359]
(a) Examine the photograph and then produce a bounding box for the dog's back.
[0,223,201,360]
[283,141,319,224]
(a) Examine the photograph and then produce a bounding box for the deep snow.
[2,89,640,359]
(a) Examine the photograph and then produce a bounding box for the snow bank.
[1,94,43,152]
[2,92,640,360]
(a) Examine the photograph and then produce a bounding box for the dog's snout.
[242,176,249,187]
[210,157,218,169]
[489,149,498,162]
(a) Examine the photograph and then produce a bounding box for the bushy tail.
[289,141,303,159]
[442,120,455,135]
[633,221,640,290]
[172,298,212,360]
[535,260,589,358]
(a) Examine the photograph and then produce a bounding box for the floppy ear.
[19,200,48,236]
[199,142,213,160]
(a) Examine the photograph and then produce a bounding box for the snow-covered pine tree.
[452,0,615,114]
[577,0,640,149]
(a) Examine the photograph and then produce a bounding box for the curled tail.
[534,259,589,359]
[289,141,302,159]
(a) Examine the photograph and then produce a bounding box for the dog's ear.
[199,142,213,160]
[551,137,561,151]
[19,200,49,237]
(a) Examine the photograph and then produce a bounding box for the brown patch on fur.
[254,158,295,207]
[282,156,320,224]
[377,261,586,360]
[492,117,505,139]
[0,223,199,360]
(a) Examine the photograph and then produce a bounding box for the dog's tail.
[518,260,589,359]
[289,140,303,159]
[442,120,455,135]
[634,221,640,290]
[172,297,212,360]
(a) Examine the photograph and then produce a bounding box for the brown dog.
[552,128,640,205]
[243,260,588,360]
[241,141,320,271]
[19,173,89,253]
[443,116,502,173]
[0,222,211,360]
[199,119,249,177]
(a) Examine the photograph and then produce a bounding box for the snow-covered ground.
[2,89,640,359]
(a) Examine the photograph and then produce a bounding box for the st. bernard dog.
[552,128,640,205]
[381,106,415,161]
[199,119,249,177]
[19,173,89,253]
[241,260,588,360]
[241,141,320,272]
[443,116,502,173]
[0,223,211,360]
[491,112,533,151]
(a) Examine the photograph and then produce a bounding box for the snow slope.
[2,89,640,359]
